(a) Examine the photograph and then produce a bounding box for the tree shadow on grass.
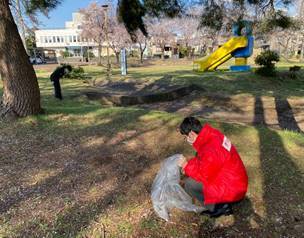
[0,108,152,213]
[253,96,304,236]
[274,97,302,133]
[177,73,304,98]
[0,108,188,237]
[196,96,304,237]
[255,98,304,236]
[12,153,155,237]
[240,97,304,236]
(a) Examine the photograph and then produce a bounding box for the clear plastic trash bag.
[151,154,206,221]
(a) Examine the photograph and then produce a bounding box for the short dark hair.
[64,65,72,72]
[179,117,202,135]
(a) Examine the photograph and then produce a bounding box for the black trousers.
[184,177,215,211]
[53,79,62,100]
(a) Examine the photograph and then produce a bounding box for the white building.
[35,13,108,59]
[35,12,179,61]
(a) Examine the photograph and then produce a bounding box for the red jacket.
[184,124,248,205]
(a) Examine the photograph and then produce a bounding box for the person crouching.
[178,116,248,218]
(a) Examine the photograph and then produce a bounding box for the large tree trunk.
[0,0,41,118]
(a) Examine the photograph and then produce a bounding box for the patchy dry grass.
[0,62,304,237]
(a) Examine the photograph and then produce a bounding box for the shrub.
[63,65,86,79]
[255,50,280,76]
[289,65,301,79]
[129,50,139,58]
[179,47,190,58]
[88,52,95,58]
[255,67,276,77]
[60,51,70,58]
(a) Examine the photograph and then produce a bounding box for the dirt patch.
[34,63,59,72]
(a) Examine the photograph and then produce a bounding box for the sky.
[37,0,298,29]
[37,0,116,29]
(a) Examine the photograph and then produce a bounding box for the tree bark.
[139,42,146,64]
[187,45,191,59]
[97,43,102,66]
[295,34,300,57]
[300,37,304,62]
[139,43,143,63]
[0,0,41,118]
[115,52,120,64]
[161,43,165,60]
[140,51,144,63]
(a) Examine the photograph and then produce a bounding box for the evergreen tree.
[0,0,61,118]
[117,0,296,39]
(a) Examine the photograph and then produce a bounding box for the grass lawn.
[80,59,304,99]
[0,60,304,237]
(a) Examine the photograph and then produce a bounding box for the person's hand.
[177,155,187,169]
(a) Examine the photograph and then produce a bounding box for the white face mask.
[186,131,198,145]
[186,136,196,145]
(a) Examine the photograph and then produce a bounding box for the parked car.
[29,56,45,64]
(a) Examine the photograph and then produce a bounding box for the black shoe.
[201,203,233,218]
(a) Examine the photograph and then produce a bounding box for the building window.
[53,36,56,43]
[45,36,48,43]
[74,49,81,56]
[57,36,60,43]
[61,36,64,43]
[69,36,73,42]
[48,36,52,43]
[77,36,80,42]
[73,36,77,42]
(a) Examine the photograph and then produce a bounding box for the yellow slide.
[194,36,248,71]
